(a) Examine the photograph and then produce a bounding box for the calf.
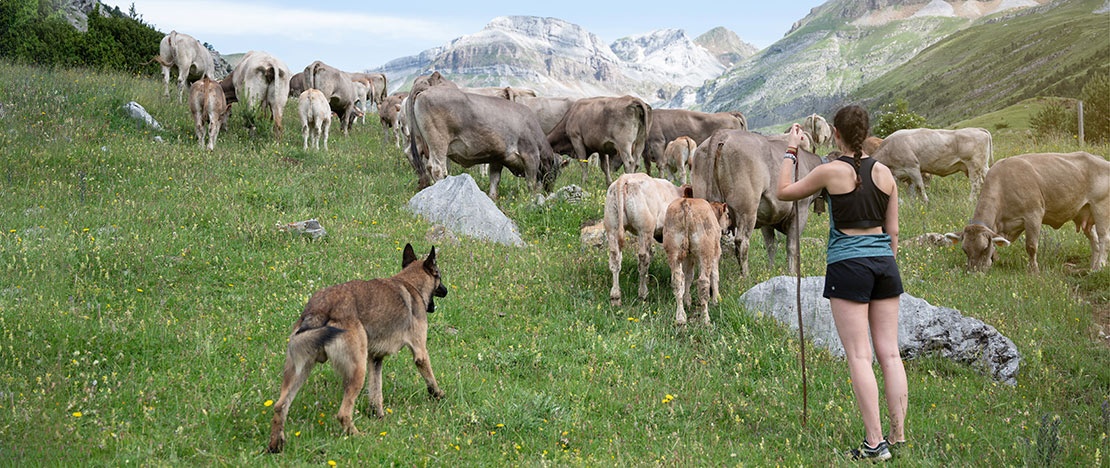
[662,194,731,325]
[662,136,697,185]
[298,89,332,151]
[945,152,1109,272]
[379,92,409,148]
[604,173,683,306]
[188,77,229,151]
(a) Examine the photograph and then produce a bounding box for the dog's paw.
[429,387,446,400]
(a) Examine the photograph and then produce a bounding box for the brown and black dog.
[267,244,448,453]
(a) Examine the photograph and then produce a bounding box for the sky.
[102,0,828,73]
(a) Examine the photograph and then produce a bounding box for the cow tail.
[633,100,651,169]
[609,183,627,250]
[407,94,431,187]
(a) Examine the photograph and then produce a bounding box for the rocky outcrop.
[740,276,1021,385]
[407,174,526,247]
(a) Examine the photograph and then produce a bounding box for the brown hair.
[833,105,870,187]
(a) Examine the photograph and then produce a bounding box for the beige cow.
[230,51,292,140]
[662,195,731,325]
[945,152,1109,272]
[298,89,331,151]
[871,127,993,202]
[604,173,683,306]
[661,136,697,185]
[187,77,230,151]
[802,113,831,150]
[153,30,215,103]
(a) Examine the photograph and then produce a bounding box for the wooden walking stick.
[792,142,809,427]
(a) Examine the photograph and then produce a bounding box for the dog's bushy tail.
[286,325,344,363]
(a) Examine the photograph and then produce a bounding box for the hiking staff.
[786,132,808,427]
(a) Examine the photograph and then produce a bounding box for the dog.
[267,243,448,453]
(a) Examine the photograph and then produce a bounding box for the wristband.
[786,146,798,155]
[783,153,797,162]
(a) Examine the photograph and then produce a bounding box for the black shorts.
[823,256,904,303]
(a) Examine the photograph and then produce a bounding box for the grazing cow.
[153,30,215,103]
[230,51,292,140]
[604,173,683,306]
[409,85,559,199]
[350,79,371,125]
[871,127,993,202]
[288,72,306,98]
[662,136,697,185]
[662,194,731,326]
[547,95,653,186]
[303,61,360,136]
[644,109,746,176]
[188,77,230,151]
[802,113,832,149]
[406,72,460,189]
[863,135,883,155]
[298,89,331,151]
[379,92,409,148]
[691,130,823,277]
[518,96,576,135]
[945,152,1109,273]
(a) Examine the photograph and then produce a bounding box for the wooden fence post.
[1078,100,1085,146]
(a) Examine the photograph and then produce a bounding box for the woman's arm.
[884,178,900,257]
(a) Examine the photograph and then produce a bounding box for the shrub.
[1030,102,1077,141]
[872,98,928,138]
[1079,73,1110,144]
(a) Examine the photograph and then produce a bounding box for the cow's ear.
[991,236,1010,247]
[402,243,417,267]
[944,232,962,246]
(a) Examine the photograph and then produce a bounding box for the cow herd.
[155,30,1109,313]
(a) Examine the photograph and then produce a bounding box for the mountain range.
[374,0,1108,130]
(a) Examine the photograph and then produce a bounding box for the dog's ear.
[402,243,417,268]
[424,246,437,270]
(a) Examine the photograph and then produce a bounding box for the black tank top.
[828,156,890,229]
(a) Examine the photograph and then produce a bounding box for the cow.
[298,89,331,151]
[604,173,683,306]
[863,136,884,156]
[547,95,652,186]
[462,86,537,102]
[871,127,993,203]
[409,85,559,199]
[187,77,230,151]
[944,152,1109,273]
[661,136,697,185]
[662,193,731,326]
[379,91,409,148]
[644,109,746,176]
[518,96,576,135]
[351,79,371,125]
[230,51,291,140]
[406,72,459,189]
[303,61,360,136]
[153,30,215,103]
[691,130,823,277]
[351,72,388,111]
[288,72,306,98]
[802,113,832,150]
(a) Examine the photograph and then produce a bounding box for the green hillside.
[852,0,1110,127]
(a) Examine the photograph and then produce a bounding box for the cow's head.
[945,223,1009,272]
[711,202,733,235]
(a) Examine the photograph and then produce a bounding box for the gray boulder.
[407,174,525,247]
[739,276,1021,385]
[121,101,162,131]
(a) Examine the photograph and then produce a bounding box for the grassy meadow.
[0,61,1107,466]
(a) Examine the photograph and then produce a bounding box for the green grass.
[0,61,1107,466]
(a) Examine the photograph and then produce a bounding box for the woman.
[777,105,908,461]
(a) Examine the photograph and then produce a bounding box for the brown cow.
[379,91,409,148]
[644,109,746,176]
[604,173,683,306]
[871,127,993,202]
[409,85,558,199]
[406,72,459,189]
[303,61,360,136]
[288,72,306,98]
[298,89,331,151]
[188,77,230,151]
[662,195,731,325]
[351,72,388,110]
[691,130,823,277]
[547,95,652,186]
[230,51,291,140]
[153,30,215,103]
[945,152,1109,272]
[518,96,576,135]
[662,136,697,185]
